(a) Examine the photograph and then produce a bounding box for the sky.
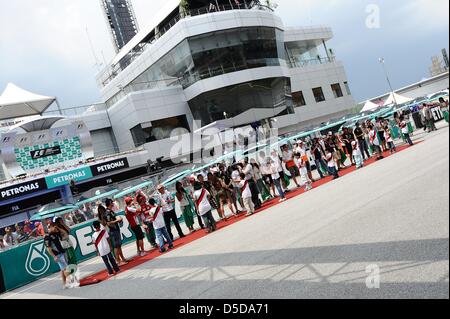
[0,0,448,111]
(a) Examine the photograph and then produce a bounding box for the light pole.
[379,57,397,106]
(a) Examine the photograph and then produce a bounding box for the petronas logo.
[25,241,51,276]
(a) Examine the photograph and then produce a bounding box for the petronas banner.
[0,211,136,293]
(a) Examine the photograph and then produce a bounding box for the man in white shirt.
[193,182,217,233]
[148,198,174,253]
[92,221,120,276]
[157,185,185,240]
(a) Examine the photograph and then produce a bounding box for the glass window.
[130,115,190,147]
[292,91,306,107]
[188,77,295,127]
[344,81,351,95]
[107,27,287,109]
[312,87,326,103]
[331,83,343,98]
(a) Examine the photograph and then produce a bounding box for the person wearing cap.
[157,185,186,241]
[125,197,146,257]
[104,198,129,266]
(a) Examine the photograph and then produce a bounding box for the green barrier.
[0,211,136,293]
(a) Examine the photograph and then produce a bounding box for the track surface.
[2,123,449,299]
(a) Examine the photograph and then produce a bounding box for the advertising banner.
[90,158,129,176]
[0,212,136,293]
[45,167,93,189]
[0,178,47,202]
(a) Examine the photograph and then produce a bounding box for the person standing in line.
[124,197,147,257]
[368,124,384,161]
[157,185,186,241]
[148,198,174,253]
[92,221,120,276]
[104,198,129,266]
[251,160,271,202]
[376,118,387,152]
[399,116,414,146]
[326,152,340,179]
[44,223,71,289]
[54,218,78,287]
[295,153,313,191]
[175,182,196,233]
[271,150,288,191]
[237,172,255,217]
[135,193,158,249]
[384,126,397,154]
[193,182,217,234]
[341,128,356,165]
[259,151,277,197]
[187,177,207,228]
[281,144,301,188]
[354,122,371,160]
[311,138,328,179]
[241,158,262,209]
[351,141,364,169]
[268,158,286,202]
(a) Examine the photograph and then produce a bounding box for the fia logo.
[25,241,51,277]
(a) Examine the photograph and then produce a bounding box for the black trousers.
[248,179,261,209]
[102,252,120,274]
[163,209,185,240]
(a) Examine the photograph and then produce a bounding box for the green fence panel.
[0,211,136,292]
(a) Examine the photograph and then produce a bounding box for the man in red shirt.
[125,197,146,257]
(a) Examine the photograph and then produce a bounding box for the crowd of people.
[80,114,426,282]
[1,109,445,289]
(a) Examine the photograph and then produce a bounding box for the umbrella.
[30,204,78,222]
[161,169,193,187]
[77,187,119,206]
[114,180,154,199]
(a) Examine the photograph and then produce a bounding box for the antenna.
[86,26,102,71]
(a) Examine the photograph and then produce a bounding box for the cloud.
[0,0,448,106]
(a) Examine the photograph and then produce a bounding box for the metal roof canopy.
[0,83,57,120]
